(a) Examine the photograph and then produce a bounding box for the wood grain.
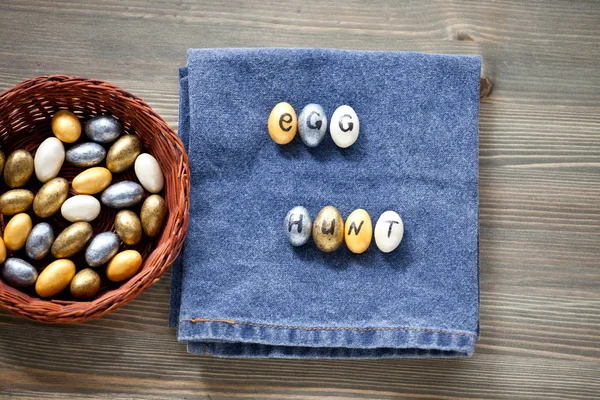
[0,0,599,399]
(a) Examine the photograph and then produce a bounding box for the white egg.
[61,195,101,222]
[374,211,404,253]
[134,153,164,193]
[330,105,359,148]
[34,137,65,182]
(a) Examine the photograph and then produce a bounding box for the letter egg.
[284,206,312,246]
[374,211,404,253]
[268,102,297,145]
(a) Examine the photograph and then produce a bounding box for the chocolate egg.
[34,137,65,183]
[33,177,69,218]
[0,189,34,216]
[101,181,144,208]
[52,110,81,143]
[106,250,143,282]
[4,149,33,188]
[114,210,142,245]
[3,213,33,251]
[35,259,76,298]
[26,222,55,260]
[72,167,112,195]
[312,206,344,252]
[85,232,120,267]
[140,195,168,238]
[51,222,93,258]
[1,258,38,288]
[66,142,106,167]
[61,195,101,222]
[106,135,143,173]
[84,115,122,143]
[70,268,101,300]
[0,237,6,264]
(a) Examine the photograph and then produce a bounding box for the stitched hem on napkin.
[177,318,475,358]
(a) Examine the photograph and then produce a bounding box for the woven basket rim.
[0,75,190,323]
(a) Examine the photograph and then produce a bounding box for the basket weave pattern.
[0,75,190,323]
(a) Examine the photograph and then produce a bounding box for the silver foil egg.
[284,206,312,246]
[84,115,122,143]
[298,104,327,147]
[101,181,144,208]
[85,232,120,267]
[1,258,38,288]
[66,142,106,167]
[25,222,55,260]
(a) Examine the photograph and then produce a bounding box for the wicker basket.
[0,75,190,323]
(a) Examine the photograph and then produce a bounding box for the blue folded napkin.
[171,48,481,358]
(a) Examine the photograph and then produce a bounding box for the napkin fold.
[171,48,481,358]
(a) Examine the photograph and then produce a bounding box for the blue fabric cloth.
[171,48,481,358]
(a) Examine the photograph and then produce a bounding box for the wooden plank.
[1,0,599,399]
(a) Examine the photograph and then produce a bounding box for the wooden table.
[1,1,598,398]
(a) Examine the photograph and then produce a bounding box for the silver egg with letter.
[66,142,106,167]
[101,181,144,208]
[298,104,327,147]
[284,206,312,246]
[84,115,122,144]
[85,232,120,267]
[1,258,38,288]
[26,222,55,260]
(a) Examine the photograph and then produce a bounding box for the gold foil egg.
[114,210,143,245]
[0,237,7,264]
[3,149,33,188]
[51,222,93,258]
[106,250,143,282]
[312,206,344,253]
[344,209,373,254]
[3,213,33,251]
[0,150,5,176]
[268,102,297,145]
[140,194,168,238]
[52,110,82,143]
[35,259,76,298]
[70,268,101,300]
[33,177,69,218]
[106,134,143,173]
[72,167,112,195]
[0,189,34,216]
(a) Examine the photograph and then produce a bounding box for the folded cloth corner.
[171,48,481,358]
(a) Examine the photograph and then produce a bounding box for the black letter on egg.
[279,113,293,132]
[347,220,364,236]
[339,114,354,132]
[386,220,400,237]
[307,111,322,130]
[288,214,304,233]
[321,219,336,235]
